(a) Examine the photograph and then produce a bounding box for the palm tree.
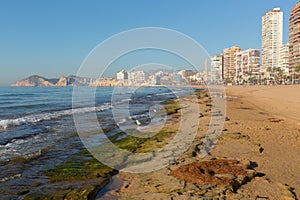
[266,67,273,73]
[274,67,284,83]
[260,72,266,85]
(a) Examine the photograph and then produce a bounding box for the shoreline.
[3,85,299,199]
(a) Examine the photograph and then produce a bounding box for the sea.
[0,86,193,198]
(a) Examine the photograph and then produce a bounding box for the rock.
[55,76,68,86]
[252,143,264,154]
[64,184,99,200]
[229,177,298,199]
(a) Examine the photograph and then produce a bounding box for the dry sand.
[226,85,300,123]
[221,85,300,195]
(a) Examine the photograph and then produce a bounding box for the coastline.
[4,85,299,199]
[14,93,186,199]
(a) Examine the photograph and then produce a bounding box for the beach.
[226,85,300,123]
[223,85,300,196]
[99,85,300,199]
[1,85,299,199]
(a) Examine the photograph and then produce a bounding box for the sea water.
[0,86,193,198]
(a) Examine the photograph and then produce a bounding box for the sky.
[0,0,297,85]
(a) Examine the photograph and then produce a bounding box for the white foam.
[0,103,112,130]
[0,173,21,183]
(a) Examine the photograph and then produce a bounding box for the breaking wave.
[0,103,112,130]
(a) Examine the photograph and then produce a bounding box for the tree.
[266,67,274,81]
[295,64,300,80]
[296,66,300,73]
[274,67,284,82]
[266,66,274,74]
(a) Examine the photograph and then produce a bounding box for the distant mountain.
[11,75,93,87]
[11,75,55,86]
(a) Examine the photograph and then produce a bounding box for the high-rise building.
[262,8,283,72]
[289,1,300,74]
[223,46,241,81]
[279,43,290,75]
[235,49,260,82]
[210,54,223,81]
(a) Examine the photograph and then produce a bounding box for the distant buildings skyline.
[113,68,211,86]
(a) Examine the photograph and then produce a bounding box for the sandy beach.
[226,85,300,123]
[99,85,300,199]
[223,85,300,195]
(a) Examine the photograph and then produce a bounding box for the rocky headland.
[11,75,92,87]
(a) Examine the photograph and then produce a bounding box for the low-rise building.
[116,70,128,80]
[128,70,146,85]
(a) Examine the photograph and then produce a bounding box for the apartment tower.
[262,8,283,72]
[211,54,224,81]
[289,1,300,73]
[223,46,241,82]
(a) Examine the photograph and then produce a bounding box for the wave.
[0,103,112,130]
[0,103,51,110]
[155,91,179,96]
[0,93,35,97]
[0,173,22,183]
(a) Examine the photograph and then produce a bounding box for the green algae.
[45,149,115,183]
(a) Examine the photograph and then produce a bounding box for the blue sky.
[0,0,296,85]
